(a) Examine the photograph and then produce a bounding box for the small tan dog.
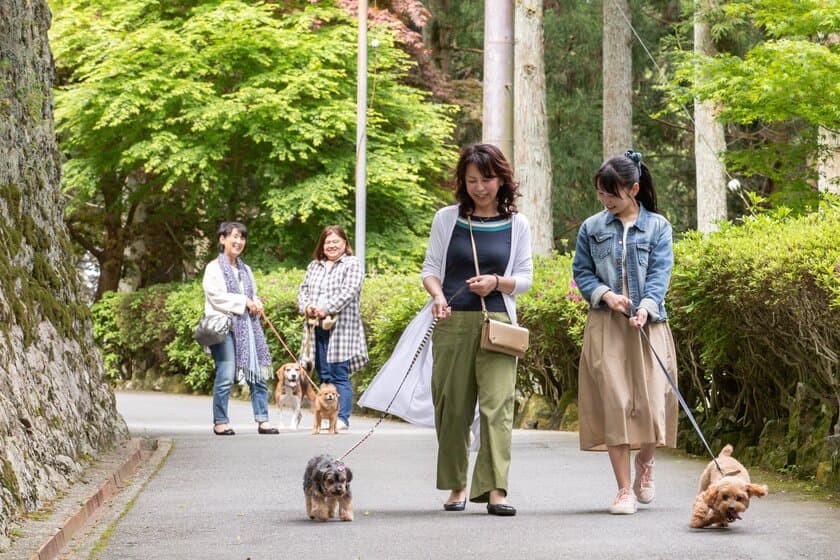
[689,444,768,528]
[311,383,339,435]
[274,362,315,430]
[303,454,353,521]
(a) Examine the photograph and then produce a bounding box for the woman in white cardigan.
[202,221,277,436]
[361,144,533,516]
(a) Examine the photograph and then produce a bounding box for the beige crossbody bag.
[467,216,529,358]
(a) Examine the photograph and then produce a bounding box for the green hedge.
[92,269,306,391]
[92,201,840,487]
[669,202,840,478]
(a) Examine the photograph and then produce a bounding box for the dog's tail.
[719,444,734,457]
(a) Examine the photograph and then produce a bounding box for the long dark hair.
[313,225,354,261]
[454,143,520,217]
[594,151,658,214]
[217,221,248,253]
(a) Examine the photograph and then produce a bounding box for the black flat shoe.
[443,500,466,512]
[258,426,279,434]
[487,503,516,516]
[213,427,235,436]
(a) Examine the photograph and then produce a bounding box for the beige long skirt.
[578,309,678,451]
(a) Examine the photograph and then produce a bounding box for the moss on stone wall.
[1,0,128,548]
[0,462,21,508]
[0,182,91,343]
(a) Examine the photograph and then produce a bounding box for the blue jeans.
[315,327,352,425]
[210,332,269,424]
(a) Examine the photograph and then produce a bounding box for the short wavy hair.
[454,143,520,217]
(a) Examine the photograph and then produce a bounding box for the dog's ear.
[313,465,329,489]
[747,483,768,498]
[703,486,719,506]
[344,466,353,483]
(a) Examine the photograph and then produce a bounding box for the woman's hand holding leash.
[602,290,631,316]
[246,297,263,315]
[431,294,451,321]
[467,274,496,297]
[607,292,648,328]
[629,308,648,329]
[427,278,472,322]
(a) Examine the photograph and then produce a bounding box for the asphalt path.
[87,390,840,560]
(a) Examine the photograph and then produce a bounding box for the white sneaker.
[337,419,349,431]
[633,455,655,504]
[609,487,637,515]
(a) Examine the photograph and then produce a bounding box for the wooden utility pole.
[483,0,514,161]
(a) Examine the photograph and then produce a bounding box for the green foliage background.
[51,0,458,280]
[664,0,840,212]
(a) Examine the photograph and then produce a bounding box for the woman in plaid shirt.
[297,226,369,430]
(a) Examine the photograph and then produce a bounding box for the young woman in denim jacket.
[572,151,678,515]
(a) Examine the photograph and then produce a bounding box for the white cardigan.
[359,205,533,426]
[202,258,254,318]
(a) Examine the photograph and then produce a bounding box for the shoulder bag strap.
[466,216,489,321]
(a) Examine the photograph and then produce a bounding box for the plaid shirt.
[297,255,369,372]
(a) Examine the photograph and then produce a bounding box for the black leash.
[338,283,470,461]
[623,311,724,475]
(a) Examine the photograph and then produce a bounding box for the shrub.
[516,253,588,405]
[669,199,840,470]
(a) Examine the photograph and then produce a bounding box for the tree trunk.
[694,0,728,232]
[95,178,133,298]
[602,0,632,158]
[818,127,840,195]
[0,0,128,549]
[483,0,514,161]
[514,0,554,255]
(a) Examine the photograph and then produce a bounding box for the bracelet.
[493,274,500,292]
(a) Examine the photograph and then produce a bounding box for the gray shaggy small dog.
[303,454,353,521]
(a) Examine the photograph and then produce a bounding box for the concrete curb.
[28,438,152,560]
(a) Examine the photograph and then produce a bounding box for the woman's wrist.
[493,274,500,292]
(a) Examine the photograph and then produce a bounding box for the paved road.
[89,391,840,559]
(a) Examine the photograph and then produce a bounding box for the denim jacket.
[572,203,673,322]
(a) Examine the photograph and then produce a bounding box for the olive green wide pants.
[431,311,517,503]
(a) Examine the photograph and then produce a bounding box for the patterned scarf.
[218,254,272,382]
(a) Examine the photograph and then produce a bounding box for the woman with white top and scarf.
[202,221,278,435]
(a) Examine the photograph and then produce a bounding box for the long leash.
[336,283,471,462]
[624,311,724,476]
[259,309,321,393]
